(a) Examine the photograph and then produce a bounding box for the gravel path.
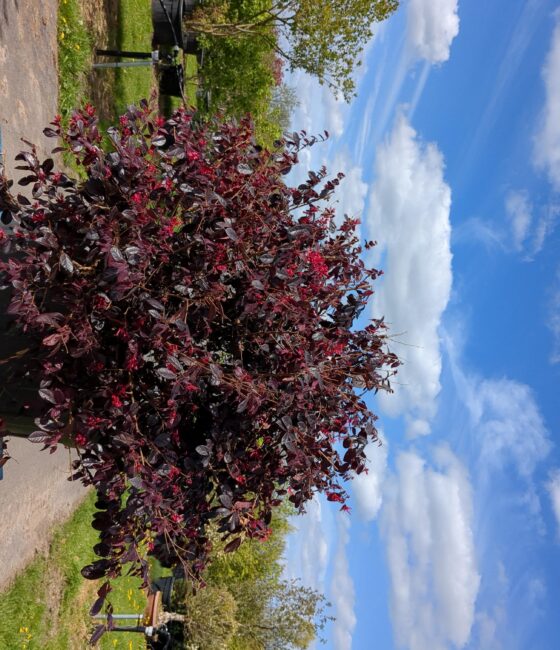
[0,0,87,591]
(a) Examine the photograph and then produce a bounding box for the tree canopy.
[175,506,330,649]
[189,0,400,100]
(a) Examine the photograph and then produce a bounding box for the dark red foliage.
[0,103,398,593]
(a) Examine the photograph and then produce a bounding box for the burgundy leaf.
[89,595,105,617]
[38,388,57,404]
[59,252,74,274]
[89,624,106,645]
[0,103,398,618]
[28,431,52,444]
[223,537,242,553]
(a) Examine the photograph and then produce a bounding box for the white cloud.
[461,0,542,182]
[456,198,557,262]
[453,216,505,252]
[408,61,432,119]
[549,310,560,363]
[352,438,388,521]
[530,204,559,256]
[456,193,556,260]
[407,418,431,438]
[331,151,368,220]
[472,564,508,650]
[285,496,330,592]
[407,0,460,63]
[322,87,346,138]
[546,469,560,540]
[548,274,560,364]
[505,190,533,251]
[289,71,346,140]
[534,10,560,190]
[474,608,505,650]
[445,330,552,480]
[330,513,356,650]
[368,114,453,434]
[526,577,546,615]
[381,446,480,650]
[466,378,551,480]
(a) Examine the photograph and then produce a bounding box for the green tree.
[196,28,280,144]
[183,586,239,650]
[229,578,329,650]
[188,0,400,100]
[268,84,300,132]
[175,505,330,649]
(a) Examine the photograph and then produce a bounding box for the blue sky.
[284,1,560,649]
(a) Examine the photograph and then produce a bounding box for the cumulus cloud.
[289,71,346,140]
[332,152,368,220]
[546,470,560,540]
[407,0,460,63]
[330,514,357,650]
[534,10,560,190]
[381,446,480,650]
[367,114,452,434]
[352,438,388,521]
[327,151,368,240]
[505,190,533,251]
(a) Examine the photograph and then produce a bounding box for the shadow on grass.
[82,0,157,124]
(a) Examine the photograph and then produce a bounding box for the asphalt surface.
[0,0,87,591]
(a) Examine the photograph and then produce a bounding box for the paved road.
[0,0,87,591]
[0,0,59,182]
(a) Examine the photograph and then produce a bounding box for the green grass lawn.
[114,0,156,116]
[0,492,152,649]
[58,0,197,123]
[58,0,93,120]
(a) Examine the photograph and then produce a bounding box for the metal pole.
[93,614,144,620]
[110,626,147,633]
[92,60,156,69]
[96,49,154,59]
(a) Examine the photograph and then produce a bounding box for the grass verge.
[114,0,157,116]
[0,492,148,649]
[58,0,93,121]
[59,0,197,126]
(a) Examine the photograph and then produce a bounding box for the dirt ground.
[0,0,88,591]
[81,0,120,120]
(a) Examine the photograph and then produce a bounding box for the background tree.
[175,506,330,649]
[182,585,239,649]
[0,103,398,638]
[197,28,282,145]
[268,84,299,132]
[189,0,400,100]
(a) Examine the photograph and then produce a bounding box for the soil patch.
[81,0,120,121]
